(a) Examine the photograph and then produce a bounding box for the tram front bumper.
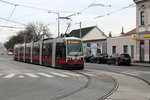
[62,63,84,69]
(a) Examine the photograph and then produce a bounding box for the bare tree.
[4,22,53,49]
[26,22,52,41]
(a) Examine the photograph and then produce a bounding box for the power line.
[81,4,135,23]
[0,0,76,13]
[66,0,111,18]
[0,17,26,26]
[0,25,24,29]
[3,5,17,25]
[66,0,96,17]
[0,5,17,31]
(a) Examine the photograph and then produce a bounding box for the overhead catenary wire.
[66,0,96,18]
[0,17,26,26]
[80,3,135,23]
[0,5,17,31]
[0,0,76,14]
[66,0,111,18]
[3,5,17,25]
[0,25,24,29]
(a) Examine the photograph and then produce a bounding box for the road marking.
[62,72,82,77]
[50,72,69,77]
[37,73,54,77]
[4,74,16,78]
[0,72,99,79]
[81,72,97,76]
[25,73,39,78]
[0,74,3,77]
[19,75,24,78]
[142,72,150,74]
[122,71,141,76]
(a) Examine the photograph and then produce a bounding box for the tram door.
[55,43,66,67]
[42,43,52,66]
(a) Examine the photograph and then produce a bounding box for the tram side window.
[20,46,24,57]
[56,43,66,59]
[47,43,52,58]
[14,48,18,56]
[42,43,52,58]
[26,45,31,57]
[42,44,46,58]
[33,44,40,58]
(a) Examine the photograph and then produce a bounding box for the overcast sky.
[0,0,136,43]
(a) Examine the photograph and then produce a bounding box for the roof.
[123,28,136,36]
[133,0,145,3]
[83,38,107,42]
[69,26,96,38]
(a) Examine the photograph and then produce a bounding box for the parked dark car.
[107,53,131,65]
[84,55,93,62]
[90,53,108,63]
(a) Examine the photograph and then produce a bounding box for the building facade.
[107,29,137,61]
[133,0,150,62]
[69,26,107,57]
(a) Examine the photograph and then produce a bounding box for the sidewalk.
[105,71,150,100]
[131,62,150,67]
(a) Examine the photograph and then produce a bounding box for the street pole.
[48,11,60,37]
[79,22,82,39]
[58,13,60,36]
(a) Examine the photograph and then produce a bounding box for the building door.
[140,40,145,62]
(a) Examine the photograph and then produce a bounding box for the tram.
[14,35,84,69]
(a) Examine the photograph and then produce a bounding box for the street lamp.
[59,17,72,34]
[48,11,60,36]
[88,3,111,7]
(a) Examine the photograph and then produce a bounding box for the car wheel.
[115,61,119,66]
[126,63,130,66]
[107,60,110,65]
[97,59,100,64]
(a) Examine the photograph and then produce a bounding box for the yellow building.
[133,0,150,62]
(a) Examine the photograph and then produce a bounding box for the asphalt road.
[0,55,150,100]
[85,62,150,84]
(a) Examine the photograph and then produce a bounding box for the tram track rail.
[50,71,92,100]
[87,68,150,100]
[50,70,120,100]
[97,74,119,100]
[93,69,150,86]
[83,70,119,100]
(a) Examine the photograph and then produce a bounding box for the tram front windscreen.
[67,40,83,56]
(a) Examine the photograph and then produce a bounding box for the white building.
[69,26,107,57]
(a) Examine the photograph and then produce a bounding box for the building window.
[131,45,134,59]
[112,46,116,54]
[148,8,150,25]
[123,45,128,54]
[140,40,145,62]
[140,11,145,26]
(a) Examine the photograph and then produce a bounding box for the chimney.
[121,27,125,35]
[109,31,112,37]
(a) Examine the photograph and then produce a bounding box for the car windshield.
[97,53,108,56]
[67,40,83,56]
[121,54,130,58]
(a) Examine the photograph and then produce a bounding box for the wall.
[107,36,137,60]
[82,27,106,41]
[136,0,150,33]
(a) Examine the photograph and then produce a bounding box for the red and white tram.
[14,36,84,69]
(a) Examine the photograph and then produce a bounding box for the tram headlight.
[68,58,72,60]
[79,57,83,60]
